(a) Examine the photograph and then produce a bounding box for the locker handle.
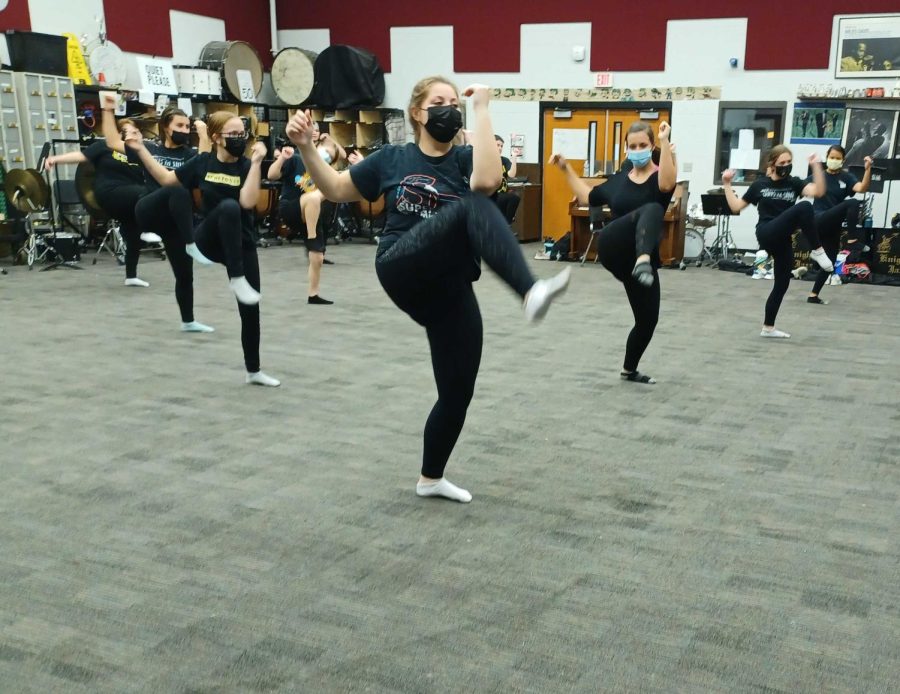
[31,90,41,96]
[35,124,45,130]
[7,122,17,128]
[14,156,23,162]
[66,126,75,131]
[2,87,13,93]
[47,91,57,97]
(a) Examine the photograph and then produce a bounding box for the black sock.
[308,295,334,305]
[322,258,334,265]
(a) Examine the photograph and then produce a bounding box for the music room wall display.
[790,103,846,145]
[835,15,900,79]
[841,107,899,167]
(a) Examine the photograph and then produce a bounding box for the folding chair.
[580,205,608,265]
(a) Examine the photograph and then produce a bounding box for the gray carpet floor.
[1,241,898,693]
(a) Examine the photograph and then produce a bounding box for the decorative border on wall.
[490,86,721,102]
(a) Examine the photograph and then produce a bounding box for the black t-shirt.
[83,139,144,194]
[805,170,857,212]
[349,143,474,250]
[497,156,512,193]
[741,176,807,226]
[587,170,674,218]
[278,154,315,204]
[175,152,254,237]
[127,141,197,189]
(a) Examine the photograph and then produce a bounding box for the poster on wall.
[835,16,900,78]
[841,108,899,166]
[790,103,846,144]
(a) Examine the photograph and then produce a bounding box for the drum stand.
[707,215,736,265]
[92,218,125,265]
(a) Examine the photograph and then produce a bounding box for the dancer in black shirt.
[286,77,570,502]
[722,145,831,338]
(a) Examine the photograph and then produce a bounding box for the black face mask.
[423,105,462,143]
[774,163,792,178]
[170,130,191,147]
[223,136,247,157]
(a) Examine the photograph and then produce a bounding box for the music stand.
[701,193,737,263]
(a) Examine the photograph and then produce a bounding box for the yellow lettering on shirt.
[205,172,241,186]
[112,150,135,165]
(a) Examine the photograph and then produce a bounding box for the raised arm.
[266,146,293,181]
[722,169,749,213]
[508,151,517,178]
[801,153,825,198]
[464,84,502,194]
[285,110,364,203]
[127,140,178,187]
[240,142,265,209]
[100,93,125,154]
[44,151,87,170]
[548,153,592,205]
[194,119,211,154]
[853,156,873,193]
[657,122,676,192]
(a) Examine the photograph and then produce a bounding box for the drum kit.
[3,167,82,270]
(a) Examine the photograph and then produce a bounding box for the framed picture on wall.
[841,108,898,167]
[835,16,900,78]
[790,103,846,145]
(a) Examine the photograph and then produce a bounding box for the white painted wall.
[169,10,225,66]
[277,28,330,55]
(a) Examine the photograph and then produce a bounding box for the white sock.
[140,232,162,243]
[523,266,571,322]
[185,243,214,266]
[181,321,215,333]
[809,247,834,273]
[229,276,261,305]
[416,478,472,503]
[124,277,149,287]
[246,371,280,387]
[760,328,791,339]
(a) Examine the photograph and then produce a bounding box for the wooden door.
[541,106,670,241]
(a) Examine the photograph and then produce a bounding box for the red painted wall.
[105,1,273,68]
[276,2,900,74]
[0,0,32,31]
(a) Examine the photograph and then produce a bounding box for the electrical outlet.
[682,162,693,173]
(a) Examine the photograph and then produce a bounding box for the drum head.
[683,228,704,260]
[86,40,128,87]
[220,41,263,102]
[271,48,318,105]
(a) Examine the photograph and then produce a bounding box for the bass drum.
[271,48,318,105]
[198,41,263,102]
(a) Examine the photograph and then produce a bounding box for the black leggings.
[594,202,664,372]
[134,186,195,322]
[494,192,520,224]
[756,201,819,326]
[375,193,535,479]
[96,184,146,279]
[195,199,261,373]
[811,199,859,295]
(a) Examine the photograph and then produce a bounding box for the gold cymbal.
[4,168,49,213]
[75,161,103,216]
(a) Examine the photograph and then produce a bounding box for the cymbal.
[75,161,103,216]
[4,168,49,213]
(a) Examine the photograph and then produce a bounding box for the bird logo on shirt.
[394,174,460,218]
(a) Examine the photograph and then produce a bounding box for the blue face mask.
[627,149,653,168]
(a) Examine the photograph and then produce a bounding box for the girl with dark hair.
[100,94,214,332]
[45,119,149,287]
[722,144,831,338]
[129,111,279,387]
[806,146,872,304]
[550,120,675,385]
[285,77,570,503]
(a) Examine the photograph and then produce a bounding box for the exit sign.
[594,72,613,88]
